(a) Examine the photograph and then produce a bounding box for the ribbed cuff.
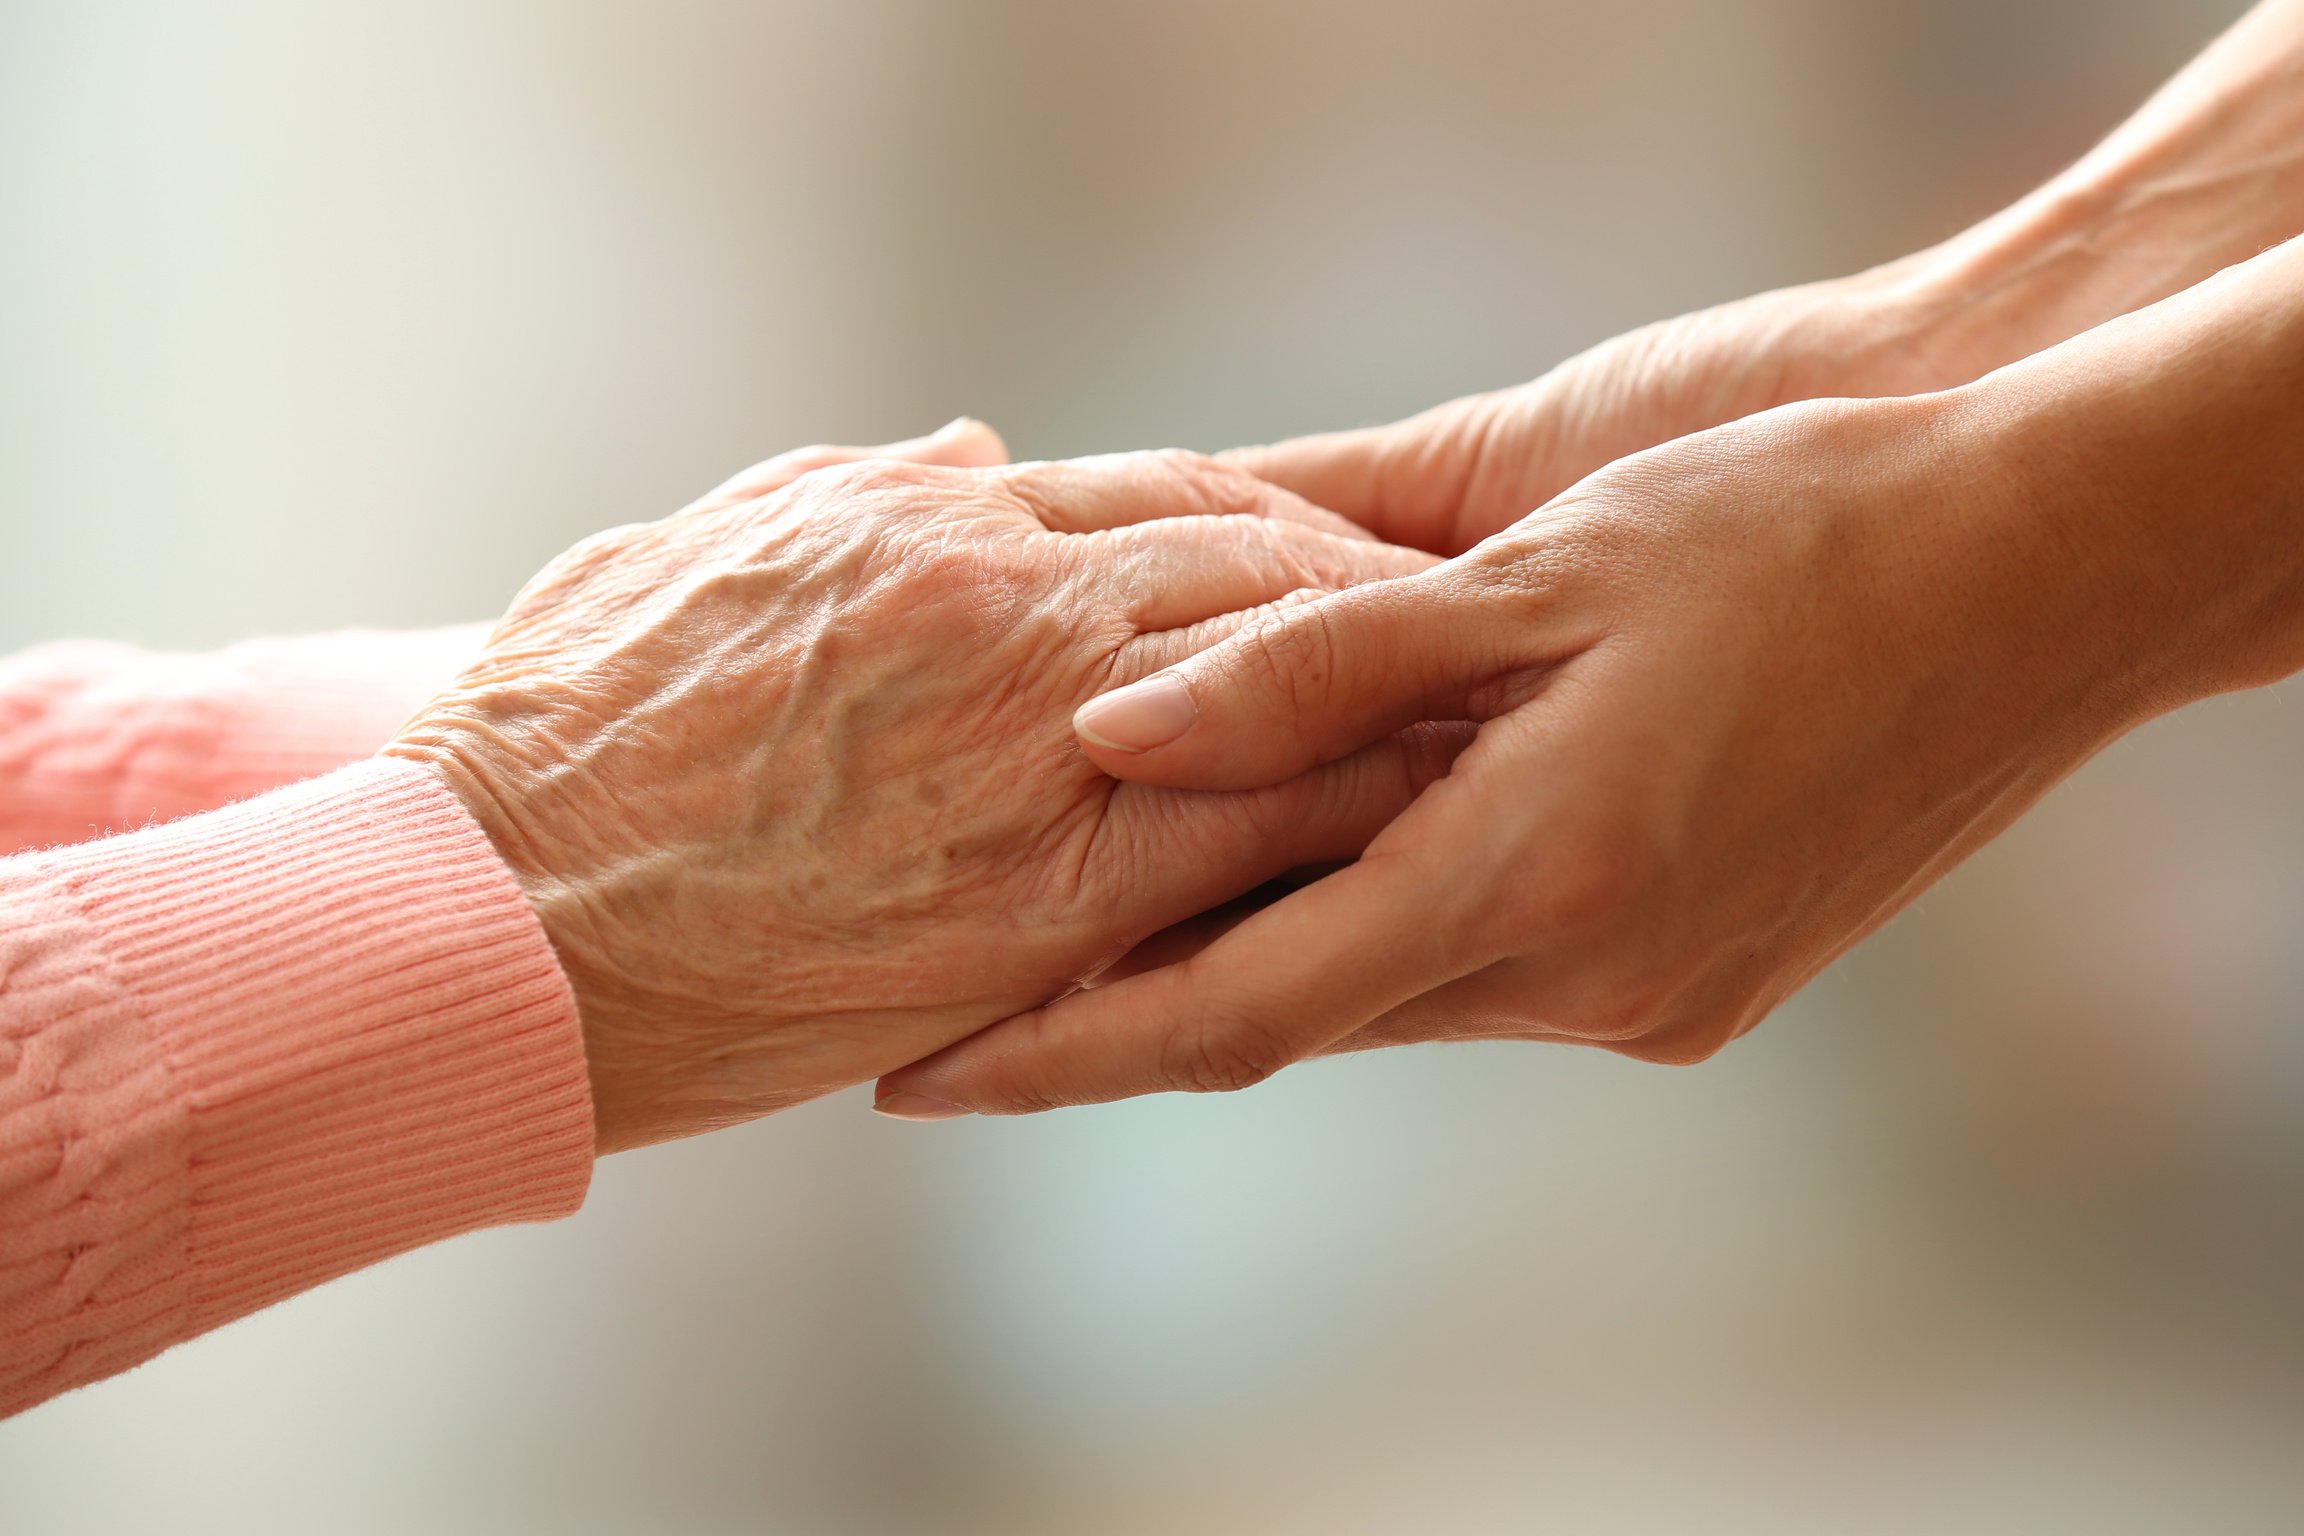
[52,758,593,1337]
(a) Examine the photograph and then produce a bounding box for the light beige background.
[4,2,2301,1532]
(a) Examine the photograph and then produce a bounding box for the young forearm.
[1961,229,2304,725]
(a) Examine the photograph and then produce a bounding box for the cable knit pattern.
[0,626,485,856]
[0,636,594,1419]
[0,873,191,1414]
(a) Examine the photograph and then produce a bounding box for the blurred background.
[4,0,2301,1530]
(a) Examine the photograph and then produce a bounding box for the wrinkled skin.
[386,446,1455,1151]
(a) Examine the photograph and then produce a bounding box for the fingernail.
[1074,675,1197,753]
[873,1091,972,1122]
[933,415,979,439]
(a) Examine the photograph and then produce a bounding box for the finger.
[1321,956,1562,1052]
[685,417,1009,515]
[1098,512,1436,632]
[1081,871,1331,990]
[1072,570,1533,791]
[1007,449,1381,539]
[1323,974,1741,1067]
[1122,588,1327,674]
[1105,719,1473,923]
[877,828,1489,1114]
[995,725,1463,1025]
[1219,392,1512,555]
[1079,902,1259,990]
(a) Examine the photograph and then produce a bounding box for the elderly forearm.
[0,762,591,1418]
[1884,1,2304,376]
[0,626,486,855]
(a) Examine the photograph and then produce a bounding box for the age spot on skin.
[915,779,949,807]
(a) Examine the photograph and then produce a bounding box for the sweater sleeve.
[0,626,487,857]
[0,758,594,1419]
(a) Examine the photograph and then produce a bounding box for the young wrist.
[1950,237,2304,720]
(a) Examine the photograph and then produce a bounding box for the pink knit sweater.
[0,628,595,1419]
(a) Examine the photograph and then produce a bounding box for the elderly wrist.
[1852,186,2140,394]
[380,726,627,1146]
[1881,85,2304,397]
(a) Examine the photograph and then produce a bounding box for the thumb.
[874,831,1486,1116]
[1072,569,1505,791]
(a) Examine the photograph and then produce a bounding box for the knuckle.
[1148,447,1264,515]
[1161,996,1294,1096]
[1564,983,1675,1045]
[993,463,1070,527]
[1248,522,1356,591]
[1144,446,1206,475]
[1229,772,1318,849]
[1611,1007,1741,1066]
[1228,601,1341,721]
[1143,445,1213,480]
[1618,1033,1727,1067]
[1455,528,1577,610]
[1636,984,1778,1065]
[982,1079,1073,1116]
[1225,585,1336,645]
[1552,968,1751,1063]
[974,1010,1096,1116]
[1508,828,1657,939]
[1169,1034,1283,1095]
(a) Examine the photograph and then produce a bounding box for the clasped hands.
[394,143,2304,1150]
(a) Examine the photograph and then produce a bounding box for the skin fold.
[384,447,1462,1151]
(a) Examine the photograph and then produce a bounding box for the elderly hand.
[874,238,2304,1113]
[385,443,1455,1150]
